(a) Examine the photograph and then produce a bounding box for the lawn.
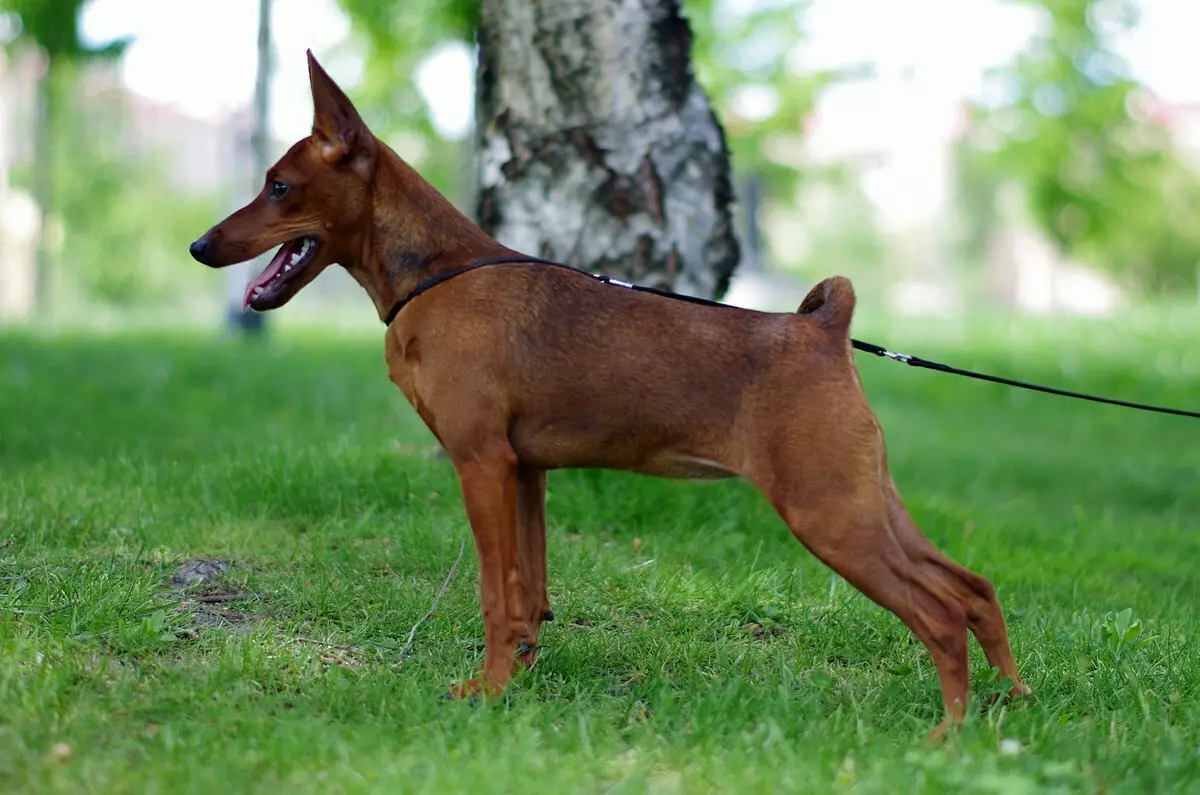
[1,308,1197,794]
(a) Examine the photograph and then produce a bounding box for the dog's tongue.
[241,243,293,311]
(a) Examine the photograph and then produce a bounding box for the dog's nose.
[189,235,210,263]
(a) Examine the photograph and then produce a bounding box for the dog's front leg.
[515,465,551,668]
[449,445,528,698]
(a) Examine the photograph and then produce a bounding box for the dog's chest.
[385,329,445,431]
[384,332,422,405]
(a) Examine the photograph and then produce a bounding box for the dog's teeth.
[284,263,293,272]
[252,287,263,297]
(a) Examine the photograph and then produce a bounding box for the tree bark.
[474,0,739,299]
[32,57,56,313]
[225,0,273,335]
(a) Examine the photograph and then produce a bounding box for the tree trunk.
[32,56,56,313]
[226,0,273,335]
[474,0,739,299]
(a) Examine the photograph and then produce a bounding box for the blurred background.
[1,0,1199,329]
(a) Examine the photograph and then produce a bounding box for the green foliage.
[796,174,889,278]
[54,69,219,306]
[959,0,1200,294]
[1,314,1198,791]
[115,609,179,654]
[0,0,128,61]
[6,65,222,309]
[0,0,140,313]
[685,0,842,206]
[1098,607,1156,661]
[335,0,479,200]
[51,150,220,308]
[333,0,838,210]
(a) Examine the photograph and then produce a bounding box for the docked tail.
[796,276,856,335]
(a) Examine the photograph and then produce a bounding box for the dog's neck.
[349,147,509,323]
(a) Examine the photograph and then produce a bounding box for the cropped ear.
[307,49,376,172]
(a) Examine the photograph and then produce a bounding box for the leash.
[848,340,1200,418]
[384,255,1200,421]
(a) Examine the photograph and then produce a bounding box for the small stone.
[171,559,230,589]
[999,738,1023,756]
[49,742,72,763]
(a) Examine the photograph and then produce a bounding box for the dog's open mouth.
[242,236,320,311]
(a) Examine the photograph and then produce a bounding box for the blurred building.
[789,66,1200,318]
[0,50,38,322]
[0,50,244,320]
[0,47,371,323]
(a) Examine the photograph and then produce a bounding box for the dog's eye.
[269,180,290,200]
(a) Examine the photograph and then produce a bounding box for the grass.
[0,308,1197,794]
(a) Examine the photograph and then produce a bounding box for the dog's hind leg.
[515,465,552,668]
[781,497,971,738]
[780,497,971,739]
[751,421,972,739]
[882,475,1029,702]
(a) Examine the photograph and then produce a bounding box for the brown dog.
[189,50,1028,738]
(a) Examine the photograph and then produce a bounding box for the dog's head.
[188,50,379,312]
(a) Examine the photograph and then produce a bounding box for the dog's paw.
[983,680,1033,709]
[445,679,492,703]
[924,721,952,746]
[516,641,540,669]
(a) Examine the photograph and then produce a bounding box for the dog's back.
[386,265,869,480]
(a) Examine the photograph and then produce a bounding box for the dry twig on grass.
[397,538,467,661]
[194,593,268,604]
[289,537,467,663]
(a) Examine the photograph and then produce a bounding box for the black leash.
[384,255,1200,421]
[848,340,1200,419]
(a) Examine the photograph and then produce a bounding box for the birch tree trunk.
[32,60,56,313]
[225,0,273,335]
[474,0,740,299]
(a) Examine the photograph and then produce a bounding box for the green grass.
[1,309,1198,794]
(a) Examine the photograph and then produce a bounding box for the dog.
[189,50,1028,739]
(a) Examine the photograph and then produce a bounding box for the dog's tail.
[796,276,856,335]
